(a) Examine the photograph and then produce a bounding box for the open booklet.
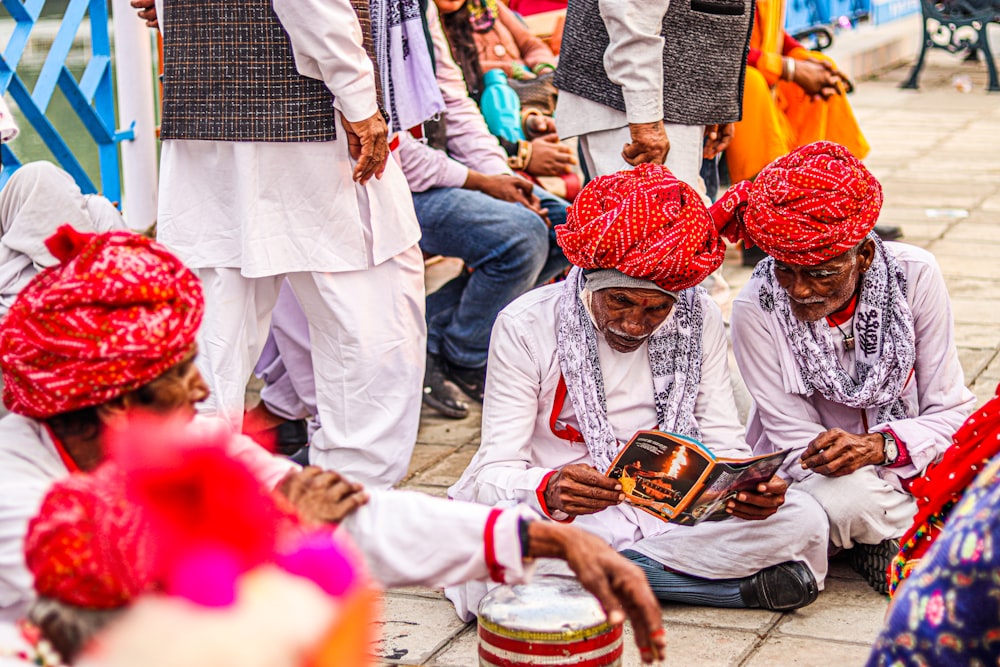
[605,430,790,526]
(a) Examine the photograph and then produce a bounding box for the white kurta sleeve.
[271,0,379,122]
[222,432,298,491]
[871,253,975,477]
[453,310,562,519]
[731,298,828,482]
[597,0,670,124]
[693,295,752,459]
[339,491,537,589]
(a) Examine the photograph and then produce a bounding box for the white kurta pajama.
[0,415,538,624]
[448,284,829,620]
[155,0,426,489]
[731,243,976,547]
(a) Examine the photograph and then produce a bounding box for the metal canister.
[477,574,623,667]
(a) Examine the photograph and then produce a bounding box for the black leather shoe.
[873,225,903,242]
[423,353,469,419]
[849,539,899,594]
[739,561,818,611]
[445,360,487,403]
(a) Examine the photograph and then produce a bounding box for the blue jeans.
[414,184,569,369]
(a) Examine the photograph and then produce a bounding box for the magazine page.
[605,430,716,522]
[671,449,791,526]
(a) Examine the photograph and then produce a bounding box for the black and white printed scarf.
[369,0,445,133]
[555,267,705,472]
[754,234,916,422]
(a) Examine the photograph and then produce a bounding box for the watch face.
[884,438,899,464]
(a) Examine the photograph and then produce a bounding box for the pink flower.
[926,590,945,626]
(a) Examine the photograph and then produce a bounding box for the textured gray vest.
[554,0,754,126]
[160,0,339,142]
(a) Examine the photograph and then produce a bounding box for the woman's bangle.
[507,139,533,170]
[783,57,796,82]
[532,62,555,74]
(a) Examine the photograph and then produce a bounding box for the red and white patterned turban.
[0,225,203,418]
[25,463,156,609]
[556,163,726,291]
[711,141,883,266]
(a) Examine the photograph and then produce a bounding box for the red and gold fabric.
[0,226,203,419]
[556,163,725,291]
[25,463,156,609]
[711,141,882,266]
[889,384,1000,595]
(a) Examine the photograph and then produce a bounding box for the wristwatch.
[880,431,899,466]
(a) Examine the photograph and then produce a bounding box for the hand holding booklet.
[605,430,790,526]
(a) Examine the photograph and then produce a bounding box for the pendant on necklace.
[843,334,855,351]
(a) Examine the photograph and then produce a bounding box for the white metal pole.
[111,0,158,230]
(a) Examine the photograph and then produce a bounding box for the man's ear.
[857,237,877,273]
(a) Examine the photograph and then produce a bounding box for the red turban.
[710,141,883,266]
[556,163,726,291]
[0,226,203,418]
[25,463,156,609]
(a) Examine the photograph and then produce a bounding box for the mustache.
[606,327,649,343]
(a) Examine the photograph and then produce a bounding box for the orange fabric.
[726,0,869,182]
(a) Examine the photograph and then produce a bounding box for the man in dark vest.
[153,0,427,490]
[554,0,753,187]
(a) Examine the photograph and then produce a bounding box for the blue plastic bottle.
[479,69,526,143]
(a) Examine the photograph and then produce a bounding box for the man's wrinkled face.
[130,346,209,420]
[591,287,676,353]
[773,239,876,322]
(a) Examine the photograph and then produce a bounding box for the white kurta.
[0,414,535,624]
[155,0,420,276]
[154,0,426,488]
[448,284,829,618]
[730,243,975,545]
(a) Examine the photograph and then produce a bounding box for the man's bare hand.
[277,466,369,525]
[465,172,550,224]
[524,113,557,138]
[622,120,669,166]
[339,112,389,185]
[543,463,624,517]
[130,0,157,27]
[791,58,845,100]
[726,476,787,520]
[703,123,735,159]
[801,428,885,477]
[528,522,667,663]
[526,135,576,177]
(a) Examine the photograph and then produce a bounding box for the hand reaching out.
[277,466,369,525]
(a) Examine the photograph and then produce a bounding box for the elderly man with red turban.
[0,226,668,662]
[717,141,975,594]
[449,163,829,617]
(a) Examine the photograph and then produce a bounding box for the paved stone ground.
[378,47,1000,666]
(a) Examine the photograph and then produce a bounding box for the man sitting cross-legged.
[716,141,976,593]
[448,164,829,619]
[0,226,666,662]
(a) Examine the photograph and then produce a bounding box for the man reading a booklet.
[716,141,975,593]
[448,164,829,616]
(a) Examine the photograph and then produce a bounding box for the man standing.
[154,0,426,488]
[553,0,752,184]
[398,2,570,417]
[719,141,975,592]
[448,165,828,618]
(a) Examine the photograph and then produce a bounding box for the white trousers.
[795,468,917,548]
[576,123,705,188]
[628,487,830,585]
[194,243,427,489]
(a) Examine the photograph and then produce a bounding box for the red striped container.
[477,575,623,667]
